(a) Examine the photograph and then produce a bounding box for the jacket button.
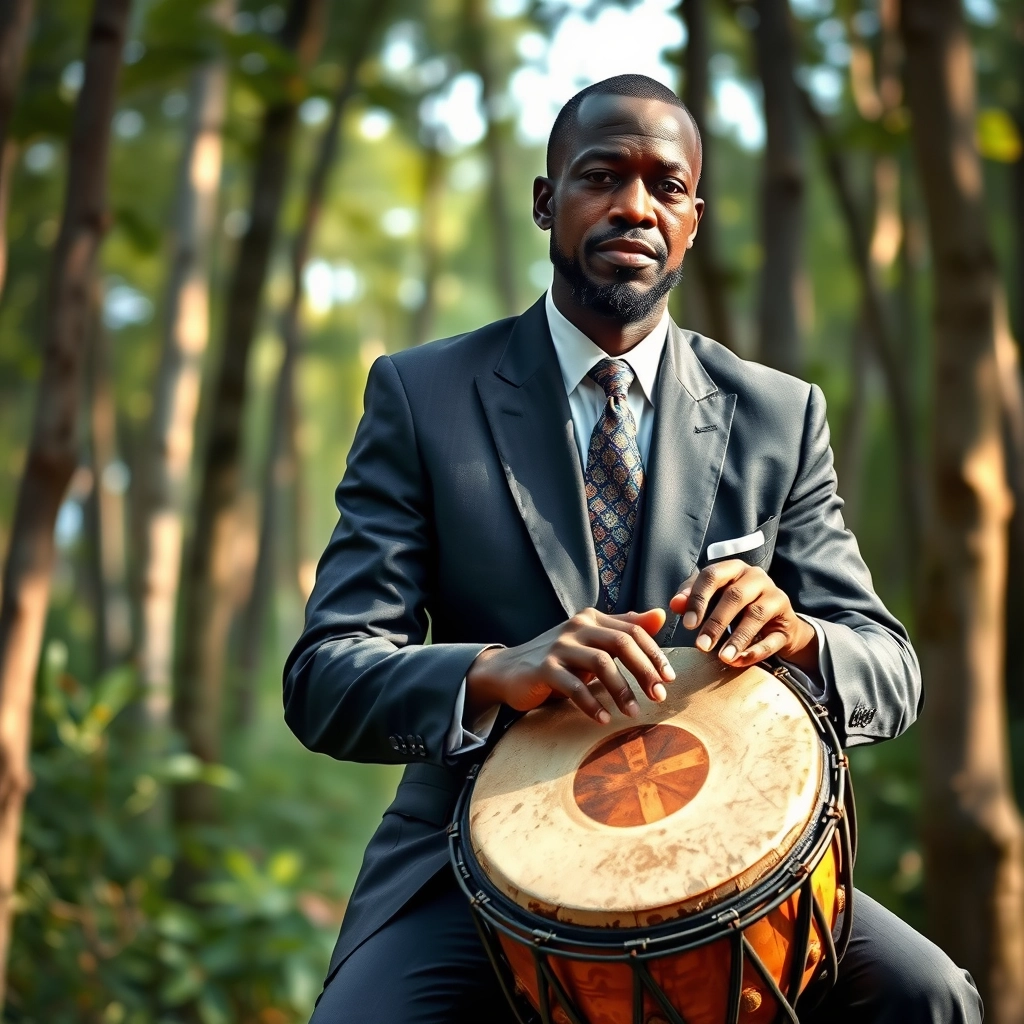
[389,736,399,750]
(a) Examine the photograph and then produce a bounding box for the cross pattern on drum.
[573,724,710,827]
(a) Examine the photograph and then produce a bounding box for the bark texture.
[408,141,445,348]
[901,1,1024,1019]
[753,0,804,376]
[464,0,517,316]
[236,11,381,722]
[0,0,35,295]
[679,0,734,351]
[0,0,131,1003]
[138,2,232,731]
[172,0,326,831]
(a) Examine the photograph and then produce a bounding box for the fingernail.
[653,683,667,701]
[598,710,612,725]
[696,633,712,652]
[626,700,639,718]
[721,644,736,662]
[661,660,676,681]
[683,611,698,630]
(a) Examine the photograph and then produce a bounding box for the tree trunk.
[753,0,804,376]
[235,4,384,724]
[138,2,232,732]
[835,309,870,530]
[0,0,131,1004]
[0,0,35,296]
[409,141,445,348]
[88,288,132,669]
[901,2,1024,1019]
[801,92,925,573]
[172,0,326,833]
[464,0,516,317]
[679,0,734,351]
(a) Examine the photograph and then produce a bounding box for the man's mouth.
[591,237,661,269]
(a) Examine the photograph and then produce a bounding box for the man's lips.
[591,237,661,268]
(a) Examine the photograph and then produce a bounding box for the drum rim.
[448,662,856,962]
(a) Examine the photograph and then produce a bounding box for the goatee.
[549,234,683,323]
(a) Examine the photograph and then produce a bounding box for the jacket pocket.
[704,515,779,571]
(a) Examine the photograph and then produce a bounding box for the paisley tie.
[585,358,644,611]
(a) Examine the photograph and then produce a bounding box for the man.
[285,75,981,1023]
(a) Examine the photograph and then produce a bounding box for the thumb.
[627,607,667,636]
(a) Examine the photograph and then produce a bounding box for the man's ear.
[687,197,705,249]
[533,176,555,231]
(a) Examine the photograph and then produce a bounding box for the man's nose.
[609,176,656,227]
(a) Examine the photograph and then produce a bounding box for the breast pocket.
[703,515,779,571]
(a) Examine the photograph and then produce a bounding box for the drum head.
[468,649,823,928]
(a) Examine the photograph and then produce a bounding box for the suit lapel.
[476,298,599,616]
[638,322,736,641]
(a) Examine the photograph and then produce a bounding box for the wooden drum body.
[448,650,856,1024]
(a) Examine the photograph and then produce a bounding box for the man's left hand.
[669,560,818,673]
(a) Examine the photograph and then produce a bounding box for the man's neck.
[550,276,668,358]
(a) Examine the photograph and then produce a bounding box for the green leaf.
[977,108,1022,163]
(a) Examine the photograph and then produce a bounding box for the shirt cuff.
[779,615,828,701]
[445,651,503,756]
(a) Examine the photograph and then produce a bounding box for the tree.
[463,0,517,317]
[0,0,35,295]
[137,0,234,731]
[172,0,327,837]
[0,0,133,1003]
[752,0,804,376]
[901,1,1024,1019]
[678,0,734,351]
[236,1,387,723]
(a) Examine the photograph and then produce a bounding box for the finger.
[668,573,699,614]
[690,569,766,651]
[582,621,669,702]
[719,598,786,663]
[569,646,640,717]
[678,561,747,632]
[601,609,675,685]
[730,630,787,667]
[544,663,612,724]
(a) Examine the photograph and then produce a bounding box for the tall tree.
[0,0,35,295]
[901,1,1024,1019]
[679,0,734,350]
[172,0,327,835]
[236,3,386,723]
[137,0,233,731]
[0,0,132,1002]
[408,137,445,348]
[463,0,516,317]
[752,0,804,375]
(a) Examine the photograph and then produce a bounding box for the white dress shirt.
[445,289,824,755]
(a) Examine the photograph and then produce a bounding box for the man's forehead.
[574,93,697,163]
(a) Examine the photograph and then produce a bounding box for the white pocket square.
[706,529,765,562]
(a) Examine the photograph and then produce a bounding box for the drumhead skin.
[469,649,824,928]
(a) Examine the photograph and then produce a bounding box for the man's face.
[534,94,703,322]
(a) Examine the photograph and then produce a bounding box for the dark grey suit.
[285,298,975,1021]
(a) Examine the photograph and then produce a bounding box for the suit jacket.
[283,296,922,987]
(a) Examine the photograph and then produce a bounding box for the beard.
[549,229,684,323]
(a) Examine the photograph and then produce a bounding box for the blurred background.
[0,0,1022,1020]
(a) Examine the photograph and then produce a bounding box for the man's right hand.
[465,608,675,726]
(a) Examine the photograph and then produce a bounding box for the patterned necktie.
[585,358,644,611]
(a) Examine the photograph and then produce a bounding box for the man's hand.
[466,608,675,726]
[669,561,818,672]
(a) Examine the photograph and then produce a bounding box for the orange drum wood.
[448,649,856,1024]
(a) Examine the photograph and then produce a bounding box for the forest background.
[0,0,1023,1021]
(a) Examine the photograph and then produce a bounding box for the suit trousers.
[309,868,982,1024]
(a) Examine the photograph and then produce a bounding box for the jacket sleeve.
[770,383,923,747]
[282,355,491,765]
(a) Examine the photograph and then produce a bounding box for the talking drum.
[448,648,856,1024]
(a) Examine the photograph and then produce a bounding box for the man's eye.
[659,180,686,195]
[585,171,616,184]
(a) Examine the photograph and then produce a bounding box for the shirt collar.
[544,287,668,406]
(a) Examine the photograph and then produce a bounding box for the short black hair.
[546,74,702,178]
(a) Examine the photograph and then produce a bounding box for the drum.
[448,649,855,1024]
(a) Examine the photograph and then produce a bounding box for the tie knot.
[588,358,634,400]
